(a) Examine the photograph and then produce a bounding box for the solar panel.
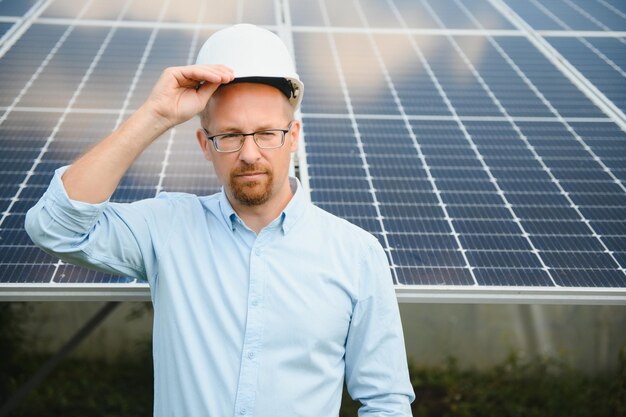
[547,37,626,114]
[0,0,624,303]
[503,0,626,31]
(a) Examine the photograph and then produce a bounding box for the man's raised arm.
[24,64,233,280]
[62,64,233,203]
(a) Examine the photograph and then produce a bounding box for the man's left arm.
[344,240,416,416]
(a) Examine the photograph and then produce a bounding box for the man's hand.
[61,64,234,204]
[145,64,234,129]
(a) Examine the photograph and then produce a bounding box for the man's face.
[196,82,300,208]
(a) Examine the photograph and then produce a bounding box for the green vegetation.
[1,304,624,417]
[0,303,26,403]
[341,353,625,417]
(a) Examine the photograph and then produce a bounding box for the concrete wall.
[16,301,626,374]
[19,302,153,361]
[399,303,626,374]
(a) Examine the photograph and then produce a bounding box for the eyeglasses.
[203,121,294,153]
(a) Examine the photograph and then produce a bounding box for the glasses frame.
[203,121,295,153]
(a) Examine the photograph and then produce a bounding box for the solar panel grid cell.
[427,0,480,29]
[588,38,626,72]
[549,37,626,113]
[375,35,452,116]
[359,0,409,28]
[457,0,517,30]
[422,37,502,116]
[497,37,607,118]
[569,0,626,31]
[322,0,363,27]
[293,33,346,114]
[72,28,152,109]
[474,267,552,286]
[40,0,89,19]
[601,0,626,16]
[334,34,400,115]
[0,0,39,16]
[18,26,112,108]
[396,266,474,286]
[289,0,325,26]
[80,0,129,20]
[502,0,563,30]
[542,0,605,31]
[0,21,14,37]
[0,24,68,107]
[0,264,56,284]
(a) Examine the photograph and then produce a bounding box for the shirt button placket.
[234,237,268,417]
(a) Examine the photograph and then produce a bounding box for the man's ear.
[289,120,301,153]
[196,128,213,162]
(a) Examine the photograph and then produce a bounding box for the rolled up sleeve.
[25,165,162,281]
[344,240,415,416]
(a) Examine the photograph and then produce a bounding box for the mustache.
[232,164,270,176]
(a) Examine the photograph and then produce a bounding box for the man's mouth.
[235,171,266,180]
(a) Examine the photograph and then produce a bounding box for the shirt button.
[251,300,258,307]
[248,351,255,359]
[240,408,247,415]
[254,248,261,256]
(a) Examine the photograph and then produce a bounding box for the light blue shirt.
[25,166,415,417]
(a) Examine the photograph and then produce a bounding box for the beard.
[228,163,274,206]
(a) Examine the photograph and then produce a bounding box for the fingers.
[194,79,221,104]
[169,64,234,88]
[175,64,234,111]
[144,64,235,128]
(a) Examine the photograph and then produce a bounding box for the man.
[25,24,415,416]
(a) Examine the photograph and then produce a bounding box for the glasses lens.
[254,131,284,149]
[215,134,244,152]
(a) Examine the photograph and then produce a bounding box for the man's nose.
[238,135,262,164]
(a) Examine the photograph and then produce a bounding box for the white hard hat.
[196,24,304,110]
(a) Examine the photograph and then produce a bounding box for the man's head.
[196,82,300,207]
[194,24,304,209]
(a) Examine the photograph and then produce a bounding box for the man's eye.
[221,134,242,140]
[256,131,279,140]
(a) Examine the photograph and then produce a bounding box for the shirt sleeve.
[344,239,416,416]
[24,165,169,282]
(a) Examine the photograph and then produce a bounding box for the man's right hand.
[144,64,234,129]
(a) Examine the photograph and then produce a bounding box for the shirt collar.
[281,176,308,235]
[217,176,308,235]
[217,188,238,231]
